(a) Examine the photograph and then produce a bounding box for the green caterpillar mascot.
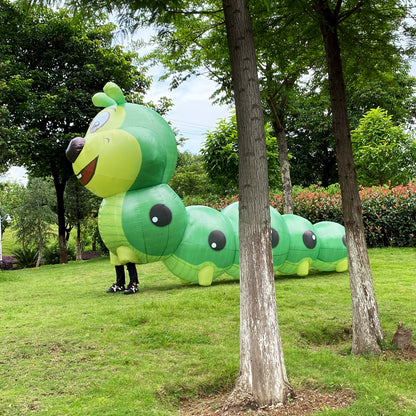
[66,82,348,287]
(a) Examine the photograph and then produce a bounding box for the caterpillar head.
[66,82,177,198]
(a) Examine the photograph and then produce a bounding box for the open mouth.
[76,157,98,186]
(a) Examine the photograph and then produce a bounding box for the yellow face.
[72,106,142,198]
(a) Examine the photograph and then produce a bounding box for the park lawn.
[0,247,415,415]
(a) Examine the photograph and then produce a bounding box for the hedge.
[188,181,416,248]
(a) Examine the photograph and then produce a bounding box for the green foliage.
[351,107,416,186]
[169,151,222,198]
[11,178,57,250]
[0,250,416,414]
[360,183,416,248]
[11,247,38,268]
[42,241,76,265]
[201,114,280,193]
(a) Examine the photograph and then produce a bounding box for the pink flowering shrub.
[188,181,416,248]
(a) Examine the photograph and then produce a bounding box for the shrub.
[360,182,416,247]
[42,241,76,265]
[11,247,38,268]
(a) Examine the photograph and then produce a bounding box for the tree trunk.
[271,119,293,214]
[76,220,82,261]
[36,229,43,268]
[222,0,292,408]
[52,172,68,264]
[316,0,383,354]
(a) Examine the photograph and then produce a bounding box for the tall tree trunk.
[52,171,68,264]
[316,0,383,354]
[270,118,293,214]
[223,0,292,408]
[36,229,43,268]
[76,220,82,261]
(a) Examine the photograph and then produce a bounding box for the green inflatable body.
[66,82,348,286]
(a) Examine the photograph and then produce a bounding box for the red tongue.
[78,157,98,186]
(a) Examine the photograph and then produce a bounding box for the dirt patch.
[382,345,416,362]
[179,388,356,416]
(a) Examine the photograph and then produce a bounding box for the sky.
[146,71,231,154]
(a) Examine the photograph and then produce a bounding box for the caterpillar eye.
[271,228,279,248]
[208,230,226,251]
[342,234,347,247]
[89,111,110,133]
[303,230,317,249]
[149,204,172,227]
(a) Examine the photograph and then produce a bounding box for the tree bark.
[315,0,383,354]
[222,0,292,408]
[52,171,68,264]
[271,119,293,214]
[76,221,82,261]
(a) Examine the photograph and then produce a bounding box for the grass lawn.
[1,247,415,415]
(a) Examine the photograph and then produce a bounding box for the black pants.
[115,263,138,286]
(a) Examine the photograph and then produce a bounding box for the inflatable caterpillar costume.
[66,83,348,286]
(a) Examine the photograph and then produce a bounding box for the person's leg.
[106,265,126,293]
[124,263,139,294]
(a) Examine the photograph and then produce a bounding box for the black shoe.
[124,283,138,295]
[106,283,125,293]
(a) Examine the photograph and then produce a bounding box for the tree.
[301,0,415,354]
[0,1,146,263]
[352,107,416,187]
[12,178,57,267]
[64,176,101,260]
[351,107,416,187]
[201,114,280,194]
[286,63,416,187]
[222,0,291,407]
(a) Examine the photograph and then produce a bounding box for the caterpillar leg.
[197,265,215,286]
[335,258,348,272]
[296,259,310,276]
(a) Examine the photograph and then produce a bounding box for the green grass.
[1,247,416,415]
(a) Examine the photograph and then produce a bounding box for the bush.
[197,181,416,248]
[360,182,416,247]
[42,241,76,265]
[11,247,39,268]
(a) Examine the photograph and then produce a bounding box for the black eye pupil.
[208,230,226,251]
[149,204,172,227]
[303,230,317,249]
[271,228,279,248]
[342,234,347,247]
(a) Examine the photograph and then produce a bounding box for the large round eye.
[149,204,172,227]
[303,230,317,249]
[342,234,347,247]
[89,111,110,133]
[208,230,226,251]
[271,228,279,248]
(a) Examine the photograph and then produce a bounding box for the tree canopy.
[351,107,416,187]
[0,1,146,262]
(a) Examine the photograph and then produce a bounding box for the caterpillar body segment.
[99,184,187,265]
[163,205,236,286]
[312,221,348,272]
